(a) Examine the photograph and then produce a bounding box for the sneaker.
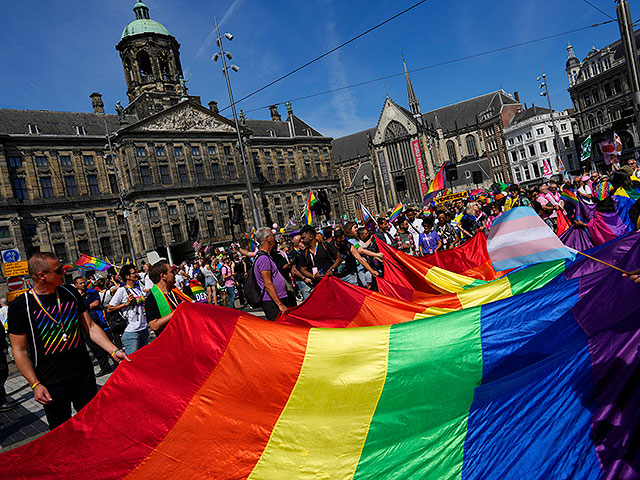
[0,400,18,412]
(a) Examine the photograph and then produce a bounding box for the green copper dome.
[121,19,171,40]
[120,0,171,40]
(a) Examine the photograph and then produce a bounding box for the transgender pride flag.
[487,207,575,270]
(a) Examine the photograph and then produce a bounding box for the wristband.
[111,349,120,358]
[31,381,41,390]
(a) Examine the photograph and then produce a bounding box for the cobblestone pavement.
[0,305,266,453]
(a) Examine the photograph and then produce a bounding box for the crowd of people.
[2,162,640,429]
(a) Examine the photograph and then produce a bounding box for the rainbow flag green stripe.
[354,307,482,479]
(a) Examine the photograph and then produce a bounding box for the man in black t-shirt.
[9,253,129,430]
[298,225,342,286]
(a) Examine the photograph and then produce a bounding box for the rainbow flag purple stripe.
[487,207,575,270]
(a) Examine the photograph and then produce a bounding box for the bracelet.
[31,381,41,390]
[111,349,120,358]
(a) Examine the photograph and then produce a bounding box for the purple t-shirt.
[254,253,288,302]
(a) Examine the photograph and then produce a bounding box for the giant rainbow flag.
[2,233,640,478]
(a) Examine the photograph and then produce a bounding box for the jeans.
[42,367,97,430]
[226,286,236,309]
[122,328,150,355]
[357,270,372,287]
[295,279,312,300]
[340,272,359,286]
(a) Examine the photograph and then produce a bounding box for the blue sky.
[0,0,629,138]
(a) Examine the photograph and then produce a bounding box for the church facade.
[333,58,516,218]
[0,1,340,266]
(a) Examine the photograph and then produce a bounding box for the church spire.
[402,51,422,121]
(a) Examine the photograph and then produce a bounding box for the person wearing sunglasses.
[7,252,130,430]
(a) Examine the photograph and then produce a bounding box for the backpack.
[244,252,268,308]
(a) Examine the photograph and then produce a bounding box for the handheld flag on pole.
[427,161,449,194]
[560,186,578,206]
[303,190,317,225]
[580,135,592,162]
[614,131,623,153]
[542,159,553,178]
[74,254,113,272]
[192,240,202,252]
[557,156,566,175]
[389,202,403,223]
[487,206,575,270]
[359,202,377,229]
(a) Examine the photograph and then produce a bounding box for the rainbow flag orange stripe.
[389,202,403,222]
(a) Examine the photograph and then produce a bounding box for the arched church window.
[383,121,409,142]
[137,51,153,78]
[349,167,357,182]
[446,140,458,162]
[597,111,604,125]
[466,135,477,157]
[159,51,171,81]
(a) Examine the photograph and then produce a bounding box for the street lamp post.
[212,17,261,228]
[103,116,137,264]
[537,68,565,176]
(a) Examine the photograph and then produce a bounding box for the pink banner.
[411,139,429,196]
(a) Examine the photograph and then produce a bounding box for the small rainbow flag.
[74,254,113,272]
[304,190,317,225]
[389,203,403,222]
[428,162,449,194]
[189,280,208,304]
[560,187,578,206]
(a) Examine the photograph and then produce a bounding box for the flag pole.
[573,250,630,274]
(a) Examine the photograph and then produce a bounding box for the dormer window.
[75,125,87,135]
[268,129,275,137]
[27,124,40,135]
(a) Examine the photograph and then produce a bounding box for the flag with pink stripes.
[487,206,576,270]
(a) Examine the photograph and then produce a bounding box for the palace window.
[40,177,53,198]
[195,164,205,181]
[178,164,188,183]
[223,145,231,156]
[171,224,183,243]
[168,205,177,216]
[186,204,195,215]
[160,165,171,184]
[174,146,184,156]
[108,174,118,194]
[152,227,164,247]
[87,175,99,194]
[0,226,9,239]
[208,146,217,156]
[96,217,107,228]
[136,147,146,157]
[100,237,113,258]
[140,166,152,185]
[35,156,48,167]
[60,155,72,166]
[8,156,22,168]
[74,219,85,230]
[148,207,159,218]
[83,155,94,166]
[50,221,62,233]
[156,146,166,157]
[211,163,220,179]
[192,146,201,157]
[539,141,547,153]
[64,176,78,196]
[207,219,216,237]
[227,162,236,180]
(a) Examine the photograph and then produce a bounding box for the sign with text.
[7,288,29,303]
[411,139,429,197]
[2,260,29,277]
[434,191,469,205]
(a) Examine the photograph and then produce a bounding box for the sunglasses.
[43,266,64,275]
